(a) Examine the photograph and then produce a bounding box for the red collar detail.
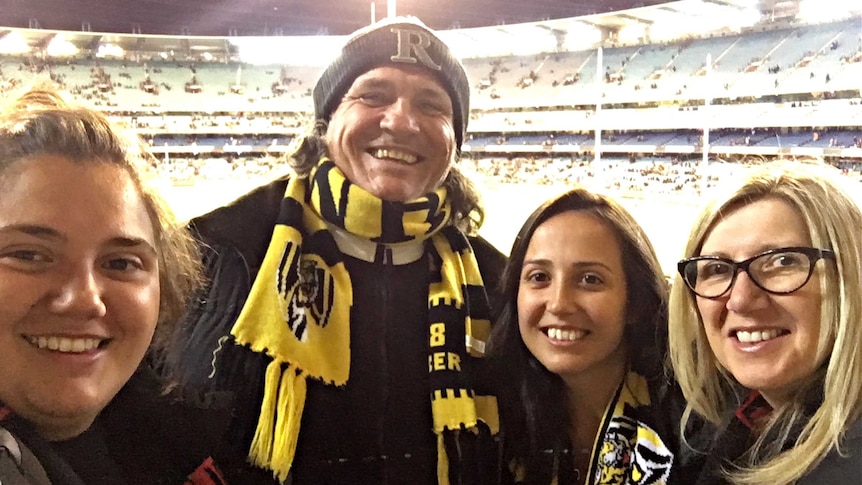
[185,456,228,485]
[735,390,773,430]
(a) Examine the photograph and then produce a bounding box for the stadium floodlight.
[798,0,857,23]
[370,0,399,22]
[561,23,603,51]
[438,31,479,59]
[0,31,30,55]
[230,36,344,65]
[617,23,648,44]
[666,0,762,35]
[46,34,78,57]
[96,43,124,59]
[647,2,752,42]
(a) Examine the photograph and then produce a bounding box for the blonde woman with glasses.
[669,160,862,484]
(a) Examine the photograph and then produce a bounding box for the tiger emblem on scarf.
[594,415,673,484]
[277,242,336,342]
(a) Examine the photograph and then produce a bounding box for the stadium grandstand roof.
[3,0,790,36]
[1,0,826,62]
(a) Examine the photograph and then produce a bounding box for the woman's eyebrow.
[0,224,65,241]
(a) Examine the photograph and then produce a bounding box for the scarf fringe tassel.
[248,359,307,483]
[437,433,450,484]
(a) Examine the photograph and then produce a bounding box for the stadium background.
[1,0,860,273]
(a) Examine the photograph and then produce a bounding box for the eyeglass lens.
[686,250,814,298]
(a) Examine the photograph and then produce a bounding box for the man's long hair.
[286,119,484,235]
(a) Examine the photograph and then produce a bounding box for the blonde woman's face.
[695,198,825,407]
[0,155,160,440]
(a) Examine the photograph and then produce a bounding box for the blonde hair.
[0,85,202,350]
[668,160,862,484]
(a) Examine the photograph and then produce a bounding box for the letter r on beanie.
[313,17,470,151]
[390,27,442,70]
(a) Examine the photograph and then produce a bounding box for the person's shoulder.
[191,175,290,241]
[796,418,862,484]
[191,175,291,264]
[0,425,54,484]
[100,368,242,484]
[468,233,503,253]
[845,417,862,441]
[467,234,507,273]
[646,370,689,407]
[104,366,234,441]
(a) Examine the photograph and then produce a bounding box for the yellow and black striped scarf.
[512,372,674,485]
[230,159,499,482]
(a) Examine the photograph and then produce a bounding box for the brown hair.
[284,119,485,234]
[0,85,202,351]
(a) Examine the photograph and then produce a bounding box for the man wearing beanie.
[162,16,506,484]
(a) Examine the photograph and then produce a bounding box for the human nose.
[725,270,768,313]
[49,264,107,319]
[380,98,420,134]
[546,281,576,315]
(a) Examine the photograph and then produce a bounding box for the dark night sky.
[1,0,667,36]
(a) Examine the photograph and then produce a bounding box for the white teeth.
[26,336,102,353]
[373,148,418,164]
[736,329,781,343]
[72,339,86,352]
[547,328,587,342]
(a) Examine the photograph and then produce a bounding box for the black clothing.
[0,366,234,485]
[167,177,507,484]
[52,423,125,484]
[797,418,862,484]
[676,391,862,484]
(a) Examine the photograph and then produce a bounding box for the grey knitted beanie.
[313,17,470,150]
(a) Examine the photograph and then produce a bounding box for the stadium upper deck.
[0,0,859,160]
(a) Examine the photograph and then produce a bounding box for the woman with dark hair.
[488,187,679,484]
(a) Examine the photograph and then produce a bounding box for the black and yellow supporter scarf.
[511,372,674,485]
[588,371,674,484]
[230,159,499,482]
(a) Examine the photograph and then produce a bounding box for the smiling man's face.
[324,64,456,202]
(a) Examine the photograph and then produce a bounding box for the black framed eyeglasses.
[678,246,835,299]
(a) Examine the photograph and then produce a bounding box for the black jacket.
[675,392,862,484]
[166,176,508,484]
[797,418,862,484]
[0,366,234,485]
